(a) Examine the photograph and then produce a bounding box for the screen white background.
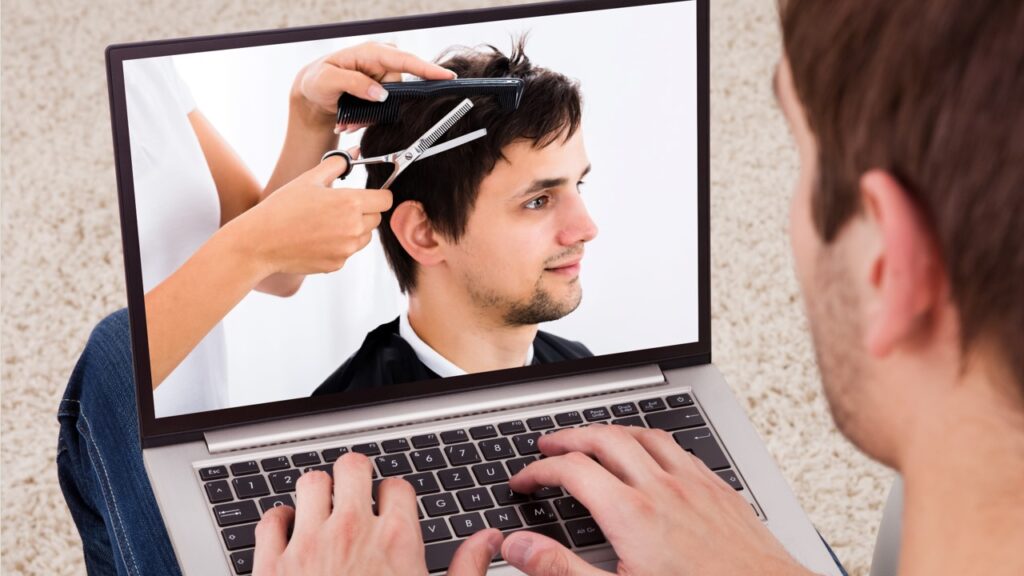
[144,1,698,410]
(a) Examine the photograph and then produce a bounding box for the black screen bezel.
[105,0,710,448]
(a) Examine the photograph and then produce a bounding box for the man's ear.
[389,200,446,267]
[859,169,945,357]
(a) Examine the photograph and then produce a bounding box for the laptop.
[105,0,841,573]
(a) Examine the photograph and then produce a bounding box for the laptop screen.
[112,0,705,430]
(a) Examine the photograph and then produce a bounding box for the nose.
[556,192,599,246]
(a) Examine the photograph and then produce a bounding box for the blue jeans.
[56,309,848,576]
[57,309,182,576]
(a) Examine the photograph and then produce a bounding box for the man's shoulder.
[311,318,433,396]
[534,330,594,361]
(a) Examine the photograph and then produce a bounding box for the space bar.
[426,539,473,573]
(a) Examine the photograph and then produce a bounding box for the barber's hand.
[502,424,815,576]
[291,40,457,132]
[252,452,503,576]
[231,149,391,277]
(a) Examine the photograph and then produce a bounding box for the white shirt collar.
[398,310,534,378]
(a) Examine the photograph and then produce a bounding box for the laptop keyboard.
[198,392,751,574]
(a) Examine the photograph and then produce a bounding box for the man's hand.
[501,424,815,576]
[252,452,502,576]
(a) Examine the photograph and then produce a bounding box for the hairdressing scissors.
[321,98,486,189]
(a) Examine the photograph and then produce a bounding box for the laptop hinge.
[204,364,666,454]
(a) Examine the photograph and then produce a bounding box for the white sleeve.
[167,57,197,115]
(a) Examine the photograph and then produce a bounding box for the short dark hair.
[779,1,1024,388]
[360,36,583,293]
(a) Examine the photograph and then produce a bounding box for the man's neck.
[898,369,1024,576]
[406,283,537,374]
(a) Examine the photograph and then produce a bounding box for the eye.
[577,180,587,192]
[525,195,550,210]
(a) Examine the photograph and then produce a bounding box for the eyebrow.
[514,163,592,199]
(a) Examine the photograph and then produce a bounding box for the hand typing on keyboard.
[251,452,503,576]
[501,424,817,576]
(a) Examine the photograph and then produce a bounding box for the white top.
[398,310,534,378]
[124,57,227,418]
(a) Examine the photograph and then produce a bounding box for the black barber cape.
[311,317,593,396]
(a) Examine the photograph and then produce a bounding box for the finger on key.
[332,452,374,519]
[536,424,664,486]
[615,425,701,476]
[253,505,294,573]
[375,476,418,522]
[508,451,633,528]
[292,469,332,537]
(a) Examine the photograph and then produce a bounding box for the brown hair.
[780,0,1024,387]
[360,36,583,293]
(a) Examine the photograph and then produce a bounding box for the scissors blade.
[412,98,475,156]
[417,128,488,161]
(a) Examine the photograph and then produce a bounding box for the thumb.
[501,531,609,576]
[448,528,503,576]
[310,146,360,186]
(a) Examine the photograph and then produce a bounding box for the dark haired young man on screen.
[313,41,598,396]
[261,2,1024,575]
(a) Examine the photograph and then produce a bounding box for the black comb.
[336,78,524,125]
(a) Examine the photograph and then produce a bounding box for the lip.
[545,257,583,276]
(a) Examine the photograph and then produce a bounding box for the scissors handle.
[321,149,397,181]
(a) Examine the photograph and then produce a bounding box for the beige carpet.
[1,0,892,574]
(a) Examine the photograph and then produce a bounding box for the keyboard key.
[321,447,348,462]
[554,496,589,519]
[531,485,563,499]
[424,538,467,573]
[260,456,289,472]
[456,487,495,511]
[484,506,523,530]
[411,448,447,471]
[716,469,744,491]
[268,469,301,493]
[611,415,645,427]
[519,501,557,525]
[422,493,458,517]
[229,548,255,574]
[504,522,570,549]
[259,494,294,512]
[498,420,526,435]
[351,442,381,456]
[506,456,537,477]
[479,437,515,461]
[205,480,233,504]
[638,397,667,412]
[472,462,509,485]
[583,407,610,421]
[303,464,334,477]
[673,427,730,470]
[512,433,542,455]
[469,425,497,439]
[610,402,639,417]
[229,461,259,476]
[232,475,270,499]
[565,517,606,547]
[491,483,530,506]
[526,416,555,430]
[554,411,583,426]
[450,512,486,537]
[222,523,256,550]
[375,453,413,476]
[444,443,481,466]
[404,472,441,495]
[420,518,453,543]
[213,500,260,527]
[666,393,694,408]
[646,407,705,431]
[291,452,320,467]
[437,467,474,491]
[411,433,440,448]
[199,466,228,481]
[440,429,468,444]
[382,438,410,453]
